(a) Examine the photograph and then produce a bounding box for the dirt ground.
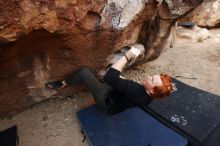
[0,29,220,146]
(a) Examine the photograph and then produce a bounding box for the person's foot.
[45,80,66,89]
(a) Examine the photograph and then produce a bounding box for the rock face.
[176,26,210,42]
[181,0,220,28]
[0,0,202,116]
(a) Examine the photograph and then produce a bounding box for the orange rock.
[0,0,202,116]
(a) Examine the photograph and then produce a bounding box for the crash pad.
[77,106,188,146]
[0,126,17,146]
[147,78,220,145]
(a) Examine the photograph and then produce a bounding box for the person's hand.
[130,46,141,57]
[125,46,141,60]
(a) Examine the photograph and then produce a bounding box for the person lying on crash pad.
[45,44,173,114]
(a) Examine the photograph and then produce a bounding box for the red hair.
[149,74,173,99]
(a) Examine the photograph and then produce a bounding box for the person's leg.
[46,67,110,107]
[65,67,110,107]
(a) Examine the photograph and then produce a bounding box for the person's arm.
[111,49,137,72]
[104,47,141,91]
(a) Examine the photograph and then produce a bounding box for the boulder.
[0,0,202,116]
[180,0,220,28]
[176,25,210,42]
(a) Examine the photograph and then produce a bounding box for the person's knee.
[79,67,92,76]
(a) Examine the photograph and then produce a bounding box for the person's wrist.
[124,54,130,62]
[125,52,133,61]
[125,51,135,60]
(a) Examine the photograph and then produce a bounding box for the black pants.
[64,67,111,108]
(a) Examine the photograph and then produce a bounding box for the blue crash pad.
[77,106,188,146]
[147,78,220,146]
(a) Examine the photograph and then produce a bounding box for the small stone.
[42,115,49,121]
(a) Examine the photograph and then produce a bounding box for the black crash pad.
[77,106,188,146]
[202,122,220,146]
[0,126,17,146]
[147,78,220,145]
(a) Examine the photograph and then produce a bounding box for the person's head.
[141,74,173,99]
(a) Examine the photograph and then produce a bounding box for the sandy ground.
[0,29,220,146]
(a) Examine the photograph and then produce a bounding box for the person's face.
[141,75,163,94]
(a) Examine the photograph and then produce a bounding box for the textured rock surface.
[180,0,220,28]
[0,0,202,116]
[176,26,210,42]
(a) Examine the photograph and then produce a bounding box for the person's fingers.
[130,46,141,57]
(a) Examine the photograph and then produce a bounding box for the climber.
[45,44,173,114]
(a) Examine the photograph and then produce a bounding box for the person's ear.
[149,88,154,95]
